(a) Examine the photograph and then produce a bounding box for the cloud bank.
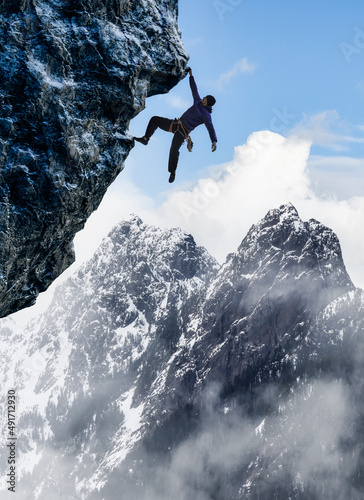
[69,130,364,291]
[147,131,364,288]
[120,380,356,500]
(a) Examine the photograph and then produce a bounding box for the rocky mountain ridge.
[1,204,364,499]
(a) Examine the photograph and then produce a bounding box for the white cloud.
[155,131,312,259]
[216,57,256,89]
[290,110,364,150]
[151,130,364,288]
[307,155,364,199]
[47,130,364,292]
[12,128,364,326]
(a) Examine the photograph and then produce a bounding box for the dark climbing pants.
[145,116,186,173]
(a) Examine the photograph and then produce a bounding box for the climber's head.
[201,95,216,107]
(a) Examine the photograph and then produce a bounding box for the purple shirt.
[180,76,217,143]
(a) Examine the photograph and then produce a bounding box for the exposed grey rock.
[0,0,188,317]
[142,203,354,418]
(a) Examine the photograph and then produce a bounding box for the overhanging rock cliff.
[0,0,188,317]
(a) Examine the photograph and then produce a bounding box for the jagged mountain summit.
[1,204,364,499]
[0,0,188,317]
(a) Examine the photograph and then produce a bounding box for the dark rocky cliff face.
[1,205,364,499]
[0,0,188,317]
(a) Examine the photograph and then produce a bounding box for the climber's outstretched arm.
[187,68,201,103]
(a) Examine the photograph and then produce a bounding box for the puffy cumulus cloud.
[146,130,364,288]
[154,131,312,261]
[269,380,353,487]
[30,129,362,319]
[9,380,355,499]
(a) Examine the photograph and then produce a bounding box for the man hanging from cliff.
[133,68,217,183]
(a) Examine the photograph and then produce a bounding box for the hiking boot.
[134,136,149,145]
[168,171,176,183]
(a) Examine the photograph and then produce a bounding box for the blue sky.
[127,0,364,198]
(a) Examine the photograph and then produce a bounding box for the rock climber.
[133,68,217,183]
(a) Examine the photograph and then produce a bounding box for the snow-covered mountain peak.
[2,206,363,499]
[86,215,219,284]
[221,203,353,297]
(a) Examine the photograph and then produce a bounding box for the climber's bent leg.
[145,116,173,139]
